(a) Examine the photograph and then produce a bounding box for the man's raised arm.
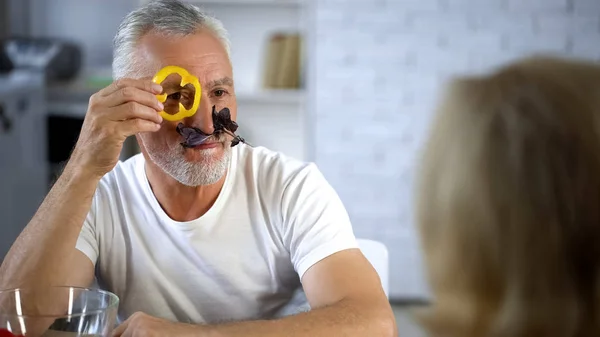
[0,78,165,291]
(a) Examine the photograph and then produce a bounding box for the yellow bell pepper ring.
[152,65,202,122]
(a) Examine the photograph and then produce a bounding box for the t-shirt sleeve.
[75,189,99,265]
[281,163,358,280]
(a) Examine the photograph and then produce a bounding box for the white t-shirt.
[76,144,358,324]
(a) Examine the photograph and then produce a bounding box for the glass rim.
[0,286,119,319]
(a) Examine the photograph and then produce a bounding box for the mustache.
[176,123,231,148]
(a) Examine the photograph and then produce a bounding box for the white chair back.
[357,238,389,298]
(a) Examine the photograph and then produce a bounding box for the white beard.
[139,135,231,186]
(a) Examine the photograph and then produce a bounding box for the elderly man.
[0,1,396,336]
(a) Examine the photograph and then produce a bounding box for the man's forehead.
[138,31,229,62]
[132,33,232,83]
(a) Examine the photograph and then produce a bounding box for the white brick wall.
[312,0,600,300]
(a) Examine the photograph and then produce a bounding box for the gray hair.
[112,0,231,79]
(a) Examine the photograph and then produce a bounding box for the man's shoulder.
[235,144,328,194]
[237,144,319,181]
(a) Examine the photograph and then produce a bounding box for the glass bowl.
[0,286,119,336]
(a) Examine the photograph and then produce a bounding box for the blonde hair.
[415,55,600,337]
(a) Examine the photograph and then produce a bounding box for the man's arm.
[0,164,98,290]
[209,248,397,336]
[0,78,164,292]
[113,249,398,337]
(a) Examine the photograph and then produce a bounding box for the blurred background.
[0,0,599,334]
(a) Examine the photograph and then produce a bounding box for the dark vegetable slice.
[177,106,246,148]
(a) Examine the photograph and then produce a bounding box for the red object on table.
[0,328,23,337]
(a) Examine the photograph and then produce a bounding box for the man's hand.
[112,312,205,337]
[69,79,164,179]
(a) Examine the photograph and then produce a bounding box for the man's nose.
[185,96,214,134]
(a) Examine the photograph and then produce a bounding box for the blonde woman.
[415,55,600,337]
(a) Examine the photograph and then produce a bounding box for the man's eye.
[214,89,226,97]
[167,92,182,100]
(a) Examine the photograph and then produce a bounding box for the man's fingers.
[117,118,162,137]
[110,102,163,124]
[99,78,163,97]
[102,86,164,111]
